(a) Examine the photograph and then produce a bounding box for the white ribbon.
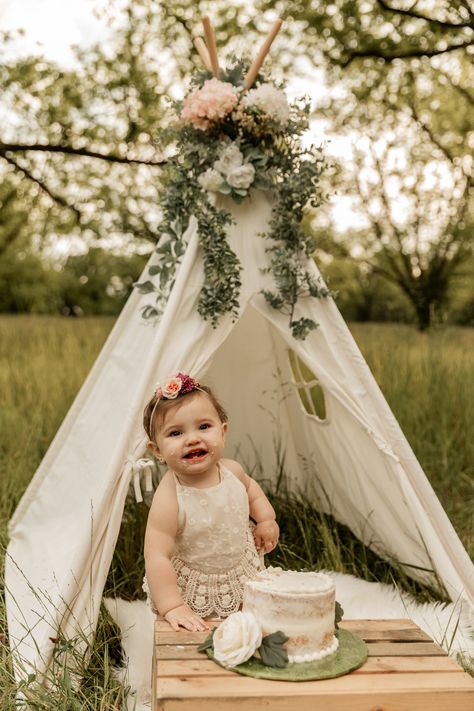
[130,458,158,503]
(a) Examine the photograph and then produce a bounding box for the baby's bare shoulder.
[150,471,176,509]
[221,458,248,484]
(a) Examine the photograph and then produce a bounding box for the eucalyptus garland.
[136,59,330,339]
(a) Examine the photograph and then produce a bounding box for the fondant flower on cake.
[180,78,239,130]
[212,611,262,667]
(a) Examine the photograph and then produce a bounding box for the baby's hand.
[164,604,209,632]
[253,519,279,553]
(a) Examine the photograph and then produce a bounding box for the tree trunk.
[415,301,432,331]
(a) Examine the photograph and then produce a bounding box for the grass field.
[1,316,473,706]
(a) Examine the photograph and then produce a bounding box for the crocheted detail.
[174,528,262,617]
[142,529,263,618]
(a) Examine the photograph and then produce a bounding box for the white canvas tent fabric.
[6,190,474,680]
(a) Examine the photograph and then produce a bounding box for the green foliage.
[0,249,64,314]
[259,631,289,668]
[0,246,147,316]
[136,62,329,337]
[61,248,148,316]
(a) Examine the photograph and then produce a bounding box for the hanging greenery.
[135,59,330,338]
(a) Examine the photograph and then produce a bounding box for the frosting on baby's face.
[153,392,227,484]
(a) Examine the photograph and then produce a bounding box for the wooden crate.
[153,617,474,710]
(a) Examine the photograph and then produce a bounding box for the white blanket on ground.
[104,571,474,711]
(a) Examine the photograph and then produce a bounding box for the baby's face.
[154,392,227,479]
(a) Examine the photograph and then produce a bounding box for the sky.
[1,0,111,65]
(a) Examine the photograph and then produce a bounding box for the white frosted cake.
[242,567,338,663]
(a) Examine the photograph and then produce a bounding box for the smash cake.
[242,567,339,663]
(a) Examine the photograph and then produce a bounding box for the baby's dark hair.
[143,385,228,442]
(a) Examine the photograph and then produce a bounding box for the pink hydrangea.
[181,78,239,130]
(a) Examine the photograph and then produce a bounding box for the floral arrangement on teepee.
[136,17,329,339]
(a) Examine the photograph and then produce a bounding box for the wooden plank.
[155,618,434,644]
[155,617,220,632]
[152,634,158,711]
[366,641,445,656]
[156,671,474,697]
[156,654,463,678]
[156,690,474,711]
[354,654,463,674]
[156,629,210,645]
[347,627,433,642]
[340,618,421,631]
[155,641,445,661]
[156,644,204,660]
[154,617,420,634]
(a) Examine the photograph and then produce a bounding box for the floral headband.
[149,372,201,437]
[154,372,200,401]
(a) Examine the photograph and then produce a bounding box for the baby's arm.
[223,459,279,553]
[144,473,209,631]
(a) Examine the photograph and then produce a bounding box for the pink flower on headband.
[154,373,199,401]
[162,377,182,399]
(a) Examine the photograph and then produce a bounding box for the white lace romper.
[146,464,263,618]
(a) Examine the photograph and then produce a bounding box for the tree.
[354,127,471,328]
[1,0,472,322]
[0,4,171,255]
[60,248,148,315]
[157,0,473,328]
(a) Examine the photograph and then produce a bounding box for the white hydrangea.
[243,83,290,125]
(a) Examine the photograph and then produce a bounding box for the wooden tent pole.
[194,37,213,72]
[202,16,220,77]
[244,18,283,89]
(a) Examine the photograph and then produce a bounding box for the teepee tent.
[6,189,474,680]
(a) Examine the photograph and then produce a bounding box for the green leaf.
[335,600,344,630]
[141,305,159,319]
[259,631,289,668]
[290,317,317,340]
[197,629,215,652]
[133,279,155,294]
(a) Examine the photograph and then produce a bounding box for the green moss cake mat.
[207,629,368,681]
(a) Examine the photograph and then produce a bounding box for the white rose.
[213,611,262,667]
[214,143,243,174]
[198,168,224,192]
[226,163,256,190]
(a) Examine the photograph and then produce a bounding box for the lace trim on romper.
[172,527,262,617]
[143,464,263,617]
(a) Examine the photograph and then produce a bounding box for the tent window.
[288,350,327,422]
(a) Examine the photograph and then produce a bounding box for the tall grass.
[1,316,473,705]
[350,323,473,557]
